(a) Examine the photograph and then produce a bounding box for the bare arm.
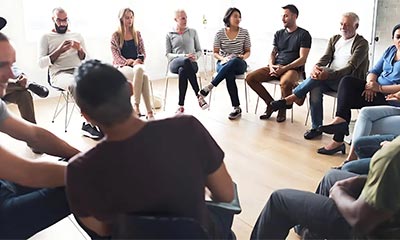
[0,114,79,158]
[0,146,67,188]
[206,162,234,202]
[281,47,310,71]
[78,217,111,237]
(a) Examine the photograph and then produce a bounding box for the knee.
[280,78,295,90]
[134,65,145,75]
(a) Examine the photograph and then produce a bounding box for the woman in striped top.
[199,7,251,120]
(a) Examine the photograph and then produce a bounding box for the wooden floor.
[2,78,349,240]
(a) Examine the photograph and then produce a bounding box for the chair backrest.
[112,214,209,239]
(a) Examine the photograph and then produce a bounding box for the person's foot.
[228,107,242,120]
[198,95,209,110]
[294,96,306,106]
[317,142,346,155]
[199,85,213,97]
[303,128,322,140]
[146,112,155,121]
[276,109,286,122]
[28,82,49,98]
[133,105,143,118]
[259,104,274,120]
[317,122,349,135]
[270,99,287,112]
[176,106,184,114]
[81,122,104,140]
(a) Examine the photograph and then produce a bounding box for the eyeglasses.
[55,18,69,24]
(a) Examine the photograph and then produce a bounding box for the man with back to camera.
[0,17,49,129]
[245,4,312,122]
[270,12,369,143]
[38,7,102,139]
[0,32,80,239]
[66,59,236,238]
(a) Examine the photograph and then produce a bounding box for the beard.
[55,23,68,34]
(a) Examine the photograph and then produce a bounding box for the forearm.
[331,187,359,226]
[49,49,62,64]
[284,57,307,71]
[78,48,86,60]
[380,84,400,94]
[23,160,67,187]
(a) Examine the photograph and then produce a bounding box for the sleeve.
[360,136,400,212]
[327,36,369,80]
[189,116,224,175]
[38,34,52,68]
[316,36,336,67]
[110,32,127,67]
[79,34,88,60]
[300,30,312,48]
[369,46,392,76]
[165,33,185,62]
[66,156,92,217]
[272,31,279,48]
[244,29,251,50]
[136,31,146,61]
[213,29,221,49]
[193,29,202,60]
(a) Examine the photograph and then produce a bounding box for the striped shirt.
[213,27,251,57]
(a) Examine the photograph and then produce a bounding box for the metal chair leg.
[163,77,169,111]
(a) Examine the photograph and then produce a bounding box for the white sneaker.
[198,96,209,110]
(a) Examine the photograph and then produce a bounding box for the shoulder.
[354,34,369,45]
[188,28,198,34]
[297,27,311,37]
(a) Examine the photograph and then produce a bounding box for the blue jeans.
[211,58,247,107]
[293,77,339,129]
[341,158,371,174]
[0,180,70,238]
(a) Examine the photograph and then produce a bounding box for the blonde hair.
[117,8,138,48]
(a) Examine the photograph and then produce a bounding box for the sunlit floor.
[1,78,352,240]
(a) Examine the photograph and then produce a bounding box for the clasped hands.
[57,40,82,54]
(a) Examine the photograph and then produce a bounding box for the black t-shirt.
[66,115,224,232]
[273,27,312,66]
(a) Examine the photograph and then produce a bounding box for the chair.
[163,59,203,111]
[304,90,337,126]
[208,69,250,113]
[254,74,306,123]
[112,182,241,239]
[47,71,76,132]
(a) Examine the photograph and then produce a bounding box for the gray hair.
[174,9,186,18]
[342,12,359,25]
[52,7,66,16]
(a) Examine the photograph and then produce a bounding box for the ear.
[355,23,359,29]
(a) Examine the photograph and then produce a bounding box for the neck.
[343,33,356,40]
[286,24,297,33]
[229,26,239,31]
[101,113,146,141]
[177,26,185,32]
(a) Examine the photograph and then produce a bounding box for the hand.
[125,59,135,66]
[365,81,380,92]
[16,74,28,88]
[386,91,400,101]
[186,53,196,61]
[362,89,376,102]
[221,57,230,65]
[380,140,392,148]
[273,65,286,77]
[330,176,366,199]
[70,40,81,50]
[133,59,143,65]
[311,65,328,80]
[57,40,72,54]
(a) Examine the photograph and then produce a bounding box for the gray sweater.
[166,27,202,62]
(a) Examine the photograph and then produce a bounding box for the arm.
[0,146,67,188]
[165,33,185,61]
[281,47,310,71]
[78,217,111,237]
[206,162,234,203]
[0,114,79,158]
[193,29,202,60]
[110,32,128,66]
[136,31,146,61]
[316,36,337,67]
[330,185,393,235]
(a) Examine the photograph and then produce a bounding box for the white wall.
[0,0,377,97]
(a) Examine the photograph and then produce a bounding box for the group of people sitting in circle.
[0,3,399,239]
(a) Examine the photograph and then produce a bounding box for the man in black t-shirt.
[66,60,235,238]
[246,4,311,122]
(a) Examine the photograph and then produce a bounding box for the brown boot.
[276,109,286,122]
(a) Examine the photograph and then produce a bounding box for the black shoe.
[317,122,349,135]
[317,143,346,155]
[270,99,287,111]
[276,109,286,123]
[28,82,49,98]
[304,129,322,140]
[81,123,104,140]
[228,107,242,120]
[199,88,210,97]
[259,105,274,120]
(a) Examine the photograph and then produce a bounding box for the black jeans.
[334,76,388,142]
[0,180,70,239]
[169,57,199,106]
[250,170,356,239]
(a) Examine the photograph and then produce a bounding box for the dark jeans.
[334,76,388,142]
[294,77,339,129]
[170,57,199,106]
[251,170,356,239]
[212,58,247,107]
[0,180,70,239]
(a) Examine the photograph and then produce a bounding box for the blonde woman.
[111,8,154,119]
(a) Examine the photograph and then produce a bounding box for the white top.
[329,35,356,70]
[38,32,86,78]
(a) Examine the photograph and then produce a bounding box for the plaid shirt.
[110,31,146,67]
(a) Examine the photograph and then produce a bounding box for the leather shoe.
[276,109,286,122]
[317,143,346,155]
[304,128,322,140]
[270,99,287,111]
[28,82,49,98]
[259,105,274,120]
[317,122,349,135]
